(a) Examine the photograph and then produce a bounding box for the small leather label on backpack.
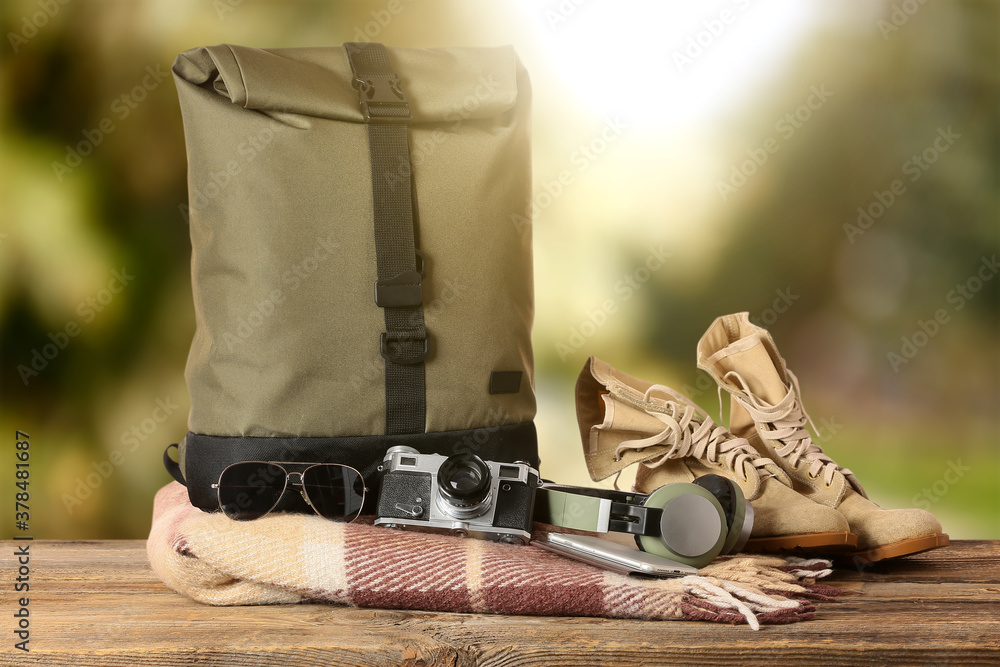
[489,371,522,395]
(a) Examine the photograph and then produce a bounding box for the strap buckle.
[380,331,429,365]
[353,76,411,123]
[374,270,423,308]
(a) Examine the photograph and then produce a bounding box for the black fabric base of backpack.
[170,422,539,515]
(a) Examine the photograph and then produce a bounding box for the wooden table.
[2,540,997,665]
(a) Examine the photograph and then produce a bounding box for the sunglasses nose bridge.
[286,471,305,486]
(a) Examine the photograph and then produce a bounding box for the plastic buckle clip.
[353,76,411,123]
[380,332,429,365]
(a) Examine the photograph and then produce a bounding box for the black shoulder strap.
[345,42,427,435]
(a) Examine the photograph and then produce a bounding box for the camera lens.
[437,454,491,512]
[447,466,481,493]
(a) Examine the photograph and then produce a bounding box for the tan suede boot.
[575,356,857,554]
[697,313,949,562]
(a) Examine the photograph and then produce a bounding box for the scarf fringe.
[683,556,838,630]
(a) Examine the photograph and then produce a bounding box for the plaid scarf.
[147,482,838,629]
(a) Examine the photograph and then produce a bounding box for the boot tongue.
[718,336,788,403]
[702,316,790,405]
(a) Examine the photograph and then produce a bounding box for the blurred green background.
[0,0,996,539]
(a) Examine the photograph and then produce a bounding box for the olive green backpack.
[164,42,538,511]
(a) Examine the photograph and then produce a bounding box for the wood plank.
[832,540,1000,583]
[0,540,997,666]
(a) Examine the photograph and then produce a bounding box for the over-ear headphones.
[534,474,753,568]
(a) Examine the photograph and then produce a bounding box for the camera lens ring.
[437,453,492,510]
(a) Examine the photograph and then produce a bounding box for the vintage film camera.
[374,446,539,545]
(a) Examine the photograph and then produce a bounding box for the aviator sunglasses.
[212,461,367,522]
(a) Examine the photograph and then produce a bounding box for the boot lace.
[612,384,776,485]
[723,369,866,496]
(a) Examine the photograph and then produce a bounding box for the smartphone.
[535,532,698,578]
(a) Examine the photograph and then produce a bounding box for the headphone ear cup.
[636,483,728,569]
[692,474,753,555]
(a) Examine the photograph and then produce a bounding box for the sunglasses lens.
[217,462,287,521]
[302,465,365,522]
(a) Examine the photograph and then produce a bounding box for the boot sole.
[850,533,950,563]
[743,531,859,554]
